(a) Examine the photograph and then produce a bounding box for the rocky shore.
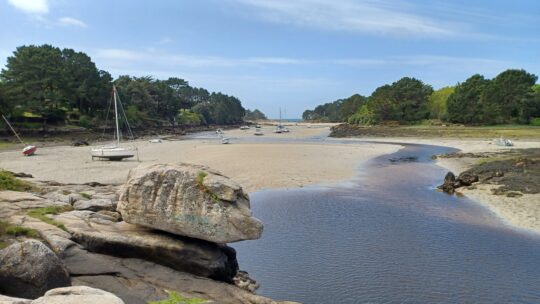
[0,164,297,303]
[435,149,540,233]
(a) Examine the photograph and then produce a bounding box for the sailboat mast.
[2,115,25,145]
[113,85,120,145]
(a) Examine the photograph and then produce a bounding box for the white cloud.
[7,0,49,14]
[58,17,87,28]
[235,0,464,38]
[92,48,515,74]
[93,48,308,68]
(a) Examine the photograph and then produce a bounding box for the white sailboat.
[91,85,137,161]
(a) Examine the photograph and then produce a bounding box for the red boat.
[2,115,37,156]
[22,145,37,156]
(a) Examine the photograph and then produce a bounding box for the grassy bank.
[330,124,540,139]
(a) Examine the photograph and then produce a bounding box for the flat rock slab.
[63,247,298,304]
[54,211,238,282]
[0,191,42,203]
[73,199,115,212]
[117,163,263,243]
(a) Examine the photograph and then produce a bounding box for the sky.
[0,0,539,118]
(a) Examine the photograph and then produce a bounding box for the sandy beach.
[0,124,400,193]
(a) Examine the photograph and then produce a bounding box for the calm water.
[233,143,540,304]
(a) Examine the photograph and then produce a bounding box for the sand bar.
[0,125,400,193]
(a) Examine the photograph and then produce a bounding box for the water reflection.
[234,144,540,304]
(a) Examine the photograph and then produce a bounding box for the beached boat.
[221,137,230,144]
[91,85,137,161]
[254,127,264,136]
[240,125,250,130]
[1,115,37,156]
[493,137,513,147]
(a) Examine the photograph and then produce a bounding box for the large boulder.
[0,241,70,299]
[117,163,263,243]
[31,286,124,304]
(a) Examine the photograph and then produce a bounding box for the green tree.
[348,103,376,125]
[368,77,432,123]
[447,74,491,124]
[340,94,367,121]
[245,109,267,120]
[0,45,112,128]
[177,109,202,126]
[481,69,537,124]
[1,45,67,123]
[429,86,455,120]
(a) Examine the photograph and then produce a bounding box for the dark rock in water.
[0,240,70,299]
[233,270,260,293]
[457,173,479,186]
[438,172,457,194]
[444,172,456,183]
[389,156,418,163]
[439,171,480,195]
[72,140,89,146]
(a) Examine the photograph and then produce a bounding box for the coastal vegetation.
[330,123,540,139]
[304,70,539,126]
[0,44,263,132]
[148,291,208,304]
[27,206,73,230]
[0,170,33,191]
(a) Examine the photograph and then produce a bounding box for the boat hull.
[91,145,136,160]
[22,145,37,156]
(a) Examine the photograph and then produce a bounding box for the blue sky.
[1,0,539,118]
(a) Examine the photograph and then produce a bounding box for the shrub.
[79,115,93,129]
[348,104,376,125]
[530,118,540,126]
[177,109,203,126]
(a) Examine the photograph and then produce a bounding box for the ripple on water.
[233,144,540,304]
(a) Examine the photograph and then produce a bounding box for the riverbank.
[329,125,540,234]
[0,124,399,193]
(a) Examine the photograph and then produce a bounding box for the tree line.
[0,44,267,131]
[303,69,540,126]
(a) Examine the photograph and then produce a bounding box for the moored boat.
[2,115,37,156]
[91,85,137,161]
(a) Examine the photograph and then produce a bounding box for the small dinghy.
[493,137,513,147]
[2,115,37,156]
[254,127,264,136]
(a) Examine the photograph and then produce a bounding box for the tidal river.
[233,142,540,304]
